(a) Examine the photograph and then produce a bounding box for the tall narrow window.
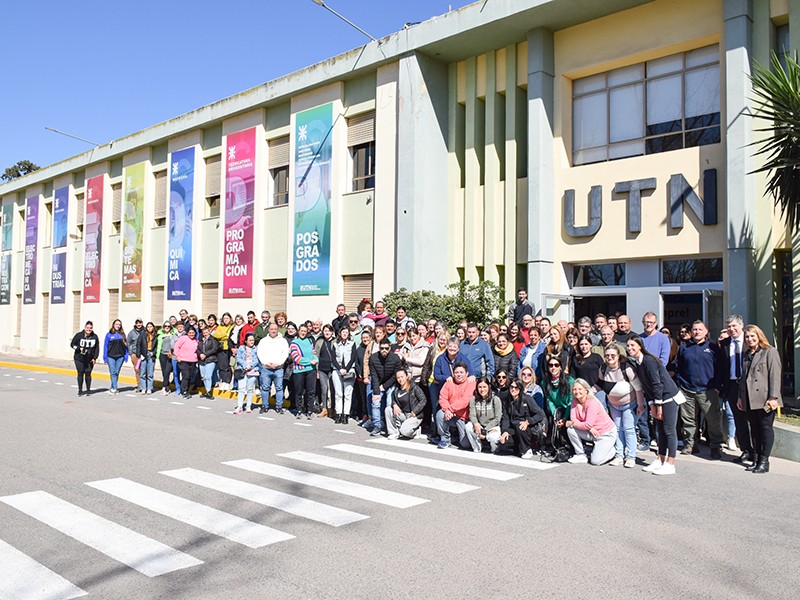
[347,112,375,191]
[268,136,290,206]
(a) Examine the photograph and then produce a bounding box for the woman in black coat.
[626,335,683,476]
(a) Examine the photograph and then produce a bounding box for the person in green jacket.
[543,356,573,422]
[156,323,175,394]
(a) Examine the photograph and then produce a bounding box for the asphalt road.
[1,364,799,600]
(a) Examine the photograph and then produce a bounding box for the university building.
[0,0,797,394]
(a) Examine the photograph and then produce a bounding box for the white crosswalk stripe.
[0,539,86,600]
[160,467,368,527]
[223,459,428,509]
[326,444,522,481]
[370,438,558,470]
[279,451,478,494]
[0,491,202,577]
[86,477,294,548]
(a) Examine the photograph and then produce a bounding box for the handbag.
[233,368,244,380]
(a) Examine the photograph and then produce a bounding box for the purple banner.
[23,196,39,304]
[223,128,255,298]
[51,252,66,304]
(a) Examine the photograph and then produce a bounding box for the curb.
[0,359,273,404]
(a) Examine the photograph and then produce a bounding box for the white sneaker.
[642,460,663,472]
[623,458,635,468]
[653,462,676,476]
[567,453,587,464]
[727,437,738,451]
[609,456,624,467]
[387,433,399,440]
[521,450,534,460]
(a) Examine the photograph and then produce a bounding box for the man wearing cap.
[127,319,144,392]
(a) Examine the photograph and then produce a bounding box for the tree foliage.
[383,280,506,330]
[750,52,800,230]
[1,160,40,182]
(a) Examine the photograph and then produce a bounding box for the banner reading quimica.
[168,147,194,300]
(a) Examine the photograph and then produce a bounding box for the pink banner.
[83,175,104,303]
[223,128,255,298]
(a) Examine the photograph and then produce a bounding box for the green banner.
[1,203,12,252]
[292,103,332,296]
[122,162,145,302]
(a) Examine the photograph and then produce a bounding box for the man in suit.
[718,314,754,464]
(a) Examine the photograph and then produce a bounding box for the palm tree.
[751,51,800,404]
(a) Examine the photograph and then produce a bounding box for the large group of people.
[69,287,784,475]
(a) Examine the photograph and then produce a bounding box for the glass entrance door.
[662,292,702,334]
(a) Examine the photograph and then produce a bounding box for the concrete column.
[723,0,756,322]
[526,28,555,315]
[395,52,449,292]
[503,44,520,300]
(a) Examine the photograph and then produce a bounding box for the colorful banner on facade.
[122,162,145,302]
[0,254,11,305]
[51,252,66,304]
[1,203,12,252]
[292,103,332,296]
[83,175,104,303]
[223,128,255,298]
[168,147,195,300]
[23,196,39,304]
[53,186,69,249]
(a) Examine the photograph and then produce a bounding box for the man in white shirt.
[257,323,290,414]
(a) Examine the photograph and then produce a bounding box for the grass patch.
[777,412,800,427]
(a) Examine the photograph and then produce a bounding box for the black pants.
[352,380,367,418]
[179,362,197,395]
[497,423,543,456]
[726,381,753,454]
[217,349,232,384]
[747,408,776,459]
[159,354,173,389]
[292,370,316,414]
[74,358,94,392]
[655,400,679,459]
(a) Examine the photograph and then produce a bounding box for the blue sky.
[0,0,474,174]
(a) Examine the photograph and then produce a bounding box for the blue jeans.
[371,387,393,430]
[199,362,216,393]
[435,409,470,448]
[720,398,736,439]
[610,402,637,459]
[107,356,125,391]
[636,402,651,445]
[139,354,156,392]
[172,357,181,394]
[594,389,608,411]
[260,367,284,408]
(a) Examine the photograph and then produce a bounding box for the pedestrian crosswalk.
[0,439,556,598]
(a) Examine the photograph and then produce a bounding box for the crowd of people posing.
[68,288,784,476]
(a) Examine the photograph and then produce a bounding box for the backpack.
[540,406,572,463]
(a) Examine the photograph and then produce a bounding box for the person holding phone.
[739,325,783,474]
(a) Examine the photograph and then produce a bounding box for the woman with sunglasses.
[493,369,511,400]
[497,378,546,459]
[518,366,544,408]
[594,344,644,467]
[156,322,175,394]
[543,357,574,427]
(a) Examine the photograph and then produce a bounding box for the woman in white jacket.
[332,326,357,423]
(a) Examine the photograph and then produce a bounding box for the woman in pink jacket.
[173,327,199,398]
[561,378,618,465]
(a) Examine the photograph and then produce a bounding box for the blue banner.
[53,187,69,249]
[292,103,332,296]
[51,252,66,304]
[168,147,194,300]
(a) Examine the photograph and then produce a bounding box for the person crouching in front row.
[386,368,427,439]
[561,378,618,465]
[497,378,546,459]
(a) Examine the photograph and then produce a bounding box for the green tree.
[383,280,506,330]
[1,160,40,182]
[751,51,800,403]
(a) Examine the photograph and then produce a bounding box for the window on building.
[205,154,221,218]
[572,263,626,287]
[111,182,122,234]
[347,112,375,191]
[776,24,790,71]
[573,44,720,165]
[661,257,722,284]
[154,170,167,227]
[75,192,85,240]
[268,136,290,207]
